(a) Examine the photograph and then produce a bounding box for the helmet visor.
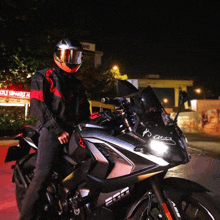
[55,49,83,64]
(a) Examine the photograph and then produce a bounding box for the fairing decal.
[85,138,169,166]
[85,137,134,168]
[105,187,129,207]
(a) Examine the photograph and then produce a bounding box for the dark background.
[1,0,220,100]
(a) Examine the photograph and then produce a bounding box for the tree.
[0,45,48,90]
[110,65,128,80]
[76,59,117,101]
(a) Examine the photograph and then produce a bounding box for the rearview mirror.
[174,91,189,122]
[179,91,188,106]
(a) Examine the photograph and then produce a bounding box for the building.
[80,41,103,67]
[128,76,193,109]
[190,99,220,113]
[0,89,30,118]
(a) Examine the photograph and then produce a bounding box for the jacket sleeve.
[30,72,64,135]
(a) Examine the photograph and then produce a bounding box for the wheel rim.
[140,197,216,220]
[181,200,215,220]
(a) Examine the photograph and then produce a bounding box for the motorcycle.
[5,80,220,219]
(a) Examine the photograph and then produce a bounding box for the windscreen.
[141,86,163,112]
[116,81,163,114]
[116,80,139,97]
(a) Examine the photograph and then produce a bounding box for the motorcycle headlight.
[150,140,169,156]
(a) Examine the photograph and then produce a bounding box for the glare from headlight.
[150,140,169,155]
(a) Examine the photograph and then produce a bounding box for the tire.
[129,190,220,220]
[172,191,220,220]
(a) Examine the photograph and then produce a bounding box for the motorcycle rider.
[19,38,90,220]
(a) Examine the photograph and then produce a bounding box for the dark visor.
[55,49,83,64]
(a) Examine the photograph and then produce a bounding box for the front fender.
[163,177,209,192]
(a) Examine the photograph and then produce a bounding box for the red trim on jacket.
[30,90,44,101]
[45,69,65,100]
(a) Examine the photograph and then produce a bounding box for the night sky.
[1,1,220,98]
[93,2,219,80]
[84,2,220,98]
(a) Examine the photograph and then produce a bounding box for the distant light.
[112,65,119,71]
[195,88,202,94]
[163,98,169,104]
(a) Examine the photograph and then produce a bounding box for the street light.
[194,88,206,99]
[163,98,169,104]
[112,65,119,71]
[195,88,202,94]
[110,65,128,80]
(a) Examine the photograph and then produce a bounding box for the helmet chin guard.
[54,59,81,73]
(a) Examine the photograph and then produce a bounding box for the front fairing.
[82,81,190,168]
[135,110,190,165]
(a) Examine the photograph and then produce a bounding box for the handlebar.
[101,97,124,107]
[101,96,139,132]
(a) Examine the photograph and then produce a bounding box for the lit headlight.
[150,140,169,155]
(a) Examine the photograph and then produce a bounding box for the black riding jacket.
[30,67,90,135]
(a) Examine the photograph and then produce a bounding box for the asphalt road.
[178,132,220,194]
[185,132,220,160]
[0,132,220,219]
[166,132,220,208]
[0,140,19,220]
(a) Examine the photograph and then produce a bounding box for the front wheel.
[129,191,220,220]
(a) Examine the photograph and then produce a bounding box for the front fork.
[150,176,181,220]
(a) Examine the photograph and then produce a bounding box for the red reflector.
[162,203,173,220]
[15,133,23,137]
[78,136,86,148]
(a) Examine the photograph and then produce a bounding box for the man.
[20,38,90,220]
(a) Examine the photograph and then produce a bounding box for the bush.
[0,115,37,136]
[0,116,14,130]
